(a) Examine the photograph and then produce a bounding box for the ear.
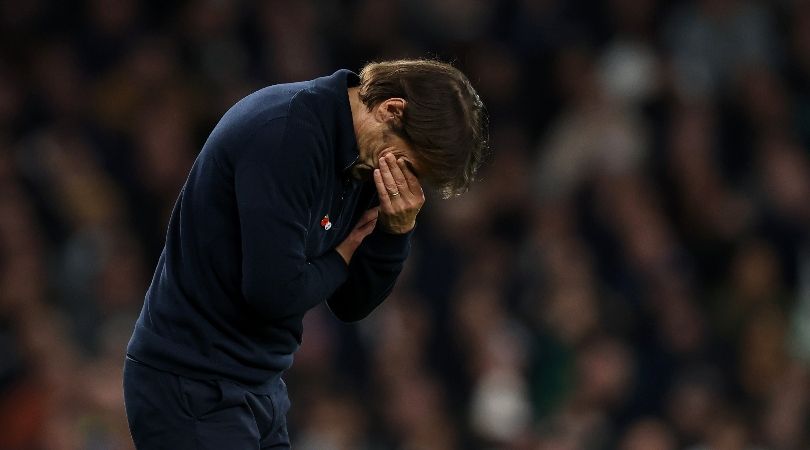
[373,98,406,125]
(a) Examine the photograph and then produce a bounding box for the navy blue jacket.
[127,70,412,390]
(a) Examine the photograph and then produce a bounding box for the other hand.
[335,207,379,264]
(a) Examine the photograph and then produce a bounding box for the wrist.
[381,221,416,235]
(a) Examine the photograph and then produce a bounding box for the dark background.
[1,0,809,448]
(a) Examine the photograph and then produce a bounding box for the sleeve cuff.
[321,248,351,285]
[362,225,414,258]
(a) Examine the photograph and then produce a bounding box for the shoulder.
[236,90,332,172]
[212,85,316,153]
[288,70,355,131]
[215,74,348,168]
[222,72,347,140]
[286,85,336,133]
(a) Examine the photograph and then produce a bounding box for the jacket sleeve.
[234,118,349,318]
[326,225,413,322]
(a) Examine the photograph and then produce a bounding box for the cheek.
[359,138,381,164]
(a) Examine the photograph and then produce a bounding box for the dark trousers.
[123,356,291,449]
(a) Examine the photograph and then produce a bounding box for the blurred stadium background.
[1,0,810,449]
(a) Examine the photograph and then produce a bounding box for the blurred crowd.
[1,0,810,449]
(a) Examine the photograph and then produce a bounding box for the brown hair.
[358,59,489,199]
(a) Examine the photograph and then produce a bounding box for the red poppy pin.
[320,215,332,230]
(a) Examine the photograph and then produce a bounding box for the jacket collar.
[315,69,360,174]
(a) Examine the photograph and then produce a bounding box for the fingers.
[396,158,424,200]
[379,155,406,200]
[383,154,410,193]
[381,154,425,205]
[373,168,394,212]
[374,153,425,235]
[337,210,378,264]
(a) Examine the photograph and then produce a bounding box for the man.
[123,59,488,449]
